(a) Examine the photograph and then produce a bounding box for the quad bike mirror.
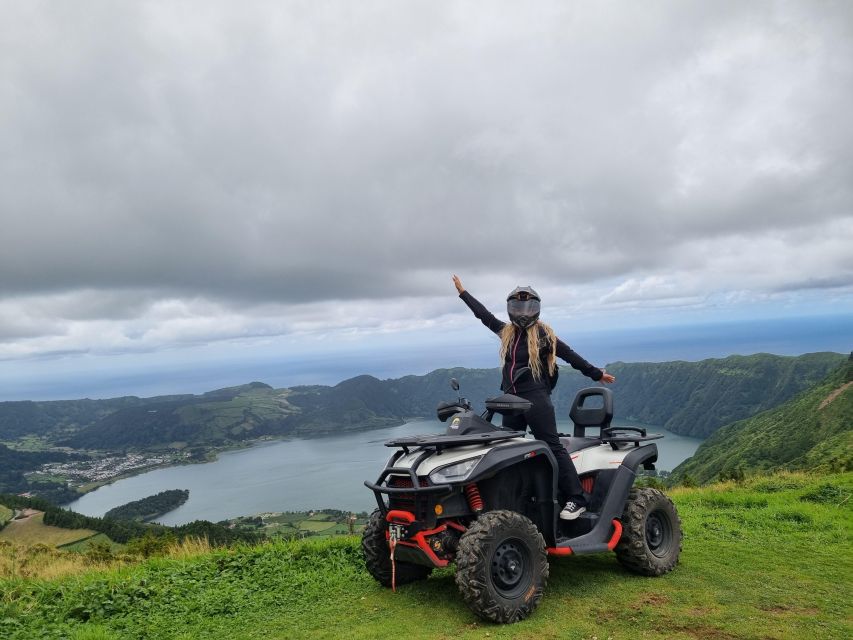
[451,378,460,391]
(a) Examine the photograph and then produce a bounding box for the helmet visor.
[507,298,540,323]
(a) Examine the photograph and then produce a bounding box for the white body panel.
[390,437,527,476]
[387,436,637,478]
[569,443,632,475]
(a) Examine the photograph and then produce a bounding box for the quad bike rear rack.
[599,427,664,449]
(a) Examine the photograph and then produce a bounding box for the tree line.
[104,489,190,522]
[0,492,261,546]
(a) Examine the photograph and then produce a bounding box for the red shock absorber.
[465,483,484,513]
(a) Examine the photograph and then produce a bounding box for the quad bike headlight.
[428,456,483,483]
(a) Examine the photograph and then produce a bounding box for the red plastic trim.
[607,519,623,550]
[386,510,415,524]
[399,523,450,567]
[444,519,467,532]
[383,510,453,567]
[546,546,573,556]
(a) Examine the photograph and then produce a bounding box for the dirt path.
[9,508,41,522]
[818,381,852,410]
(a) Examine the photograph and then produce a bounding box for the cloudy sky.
[1,1,851,399]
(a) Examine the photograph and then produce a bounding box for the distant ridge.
[0,353,845,455]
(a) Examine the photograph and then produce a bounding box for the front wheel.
[615,488,682,576]
[455,510,548,624]
[361,509,432,587]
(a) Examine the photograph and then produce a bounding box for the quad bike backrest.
[569,387,613,437]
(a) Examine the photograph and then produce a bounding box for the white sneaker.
[559,500,587,520]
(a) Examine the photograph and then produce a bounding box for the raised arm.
[453,274,505,335]
[555,338,615,383]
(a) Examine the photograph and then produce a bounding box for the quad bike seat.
[559,436,602,454]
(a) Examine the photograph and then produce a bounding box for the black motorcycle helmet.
[506,286,541,329]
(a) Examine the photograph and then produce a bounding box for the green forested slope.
[602,352,846,437]
[673,358,853,483]
[0,395,194,440]
[59,383,292,450]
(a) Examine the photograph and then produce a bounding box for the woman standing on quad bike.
[452,274,615,520]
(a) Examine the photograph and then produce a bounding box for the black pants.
[502,388,585,505]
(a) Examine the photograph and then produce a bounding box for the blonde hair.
[499,321,557,382]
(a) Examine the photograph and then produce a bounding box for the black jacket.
[460,290,603,393]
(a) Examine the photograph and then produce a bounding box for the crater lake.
[64,418,701,525]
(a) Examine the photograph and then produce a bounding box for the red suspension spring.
[465,483,484,512]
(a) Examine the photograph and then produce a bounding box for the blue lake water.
[64,418,702,525]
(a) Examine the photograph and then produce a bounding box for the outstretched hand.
[452,274,465,294]
[600,370,616,384]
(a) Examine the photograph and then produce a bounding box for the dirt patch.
[759,604,820,616]
[12,509,40,521]
[635,593,671,607]
[818,381,852,410]
[592,609,618,621]
[666,624,739,640]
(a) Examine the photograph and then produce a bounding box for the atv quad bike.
[363,379,682,624]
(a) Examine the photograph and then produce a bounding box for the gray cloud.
[1,1,851,359]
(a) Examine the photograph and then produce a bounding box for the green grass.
[234,511,365,540]
[296,520,336,533]
[58,534,123,554]
[1,435,52,451]
[1,472,850,639]
[305,513,333,522]
[0,504,12,527]
[264,513,303,525]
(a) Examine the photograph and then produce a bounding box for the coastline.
[66,414,690,501]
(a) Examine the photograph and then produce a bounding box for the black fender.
[554,444,658,554]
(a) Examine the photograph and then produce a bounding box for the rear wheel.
[615,488,682,576]
[455,510,548,623]
[361,509,432,587]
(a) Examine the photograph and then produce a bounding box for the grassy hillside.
[0,512,97,547]
[673,358,853,484]
[0,504,12,528]
[1,472,850,639]
[60,383,293,450]
[228,510,368,540]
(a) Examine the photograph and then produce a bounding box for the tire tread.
[455,510,548,623]
[615,487,682,576]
